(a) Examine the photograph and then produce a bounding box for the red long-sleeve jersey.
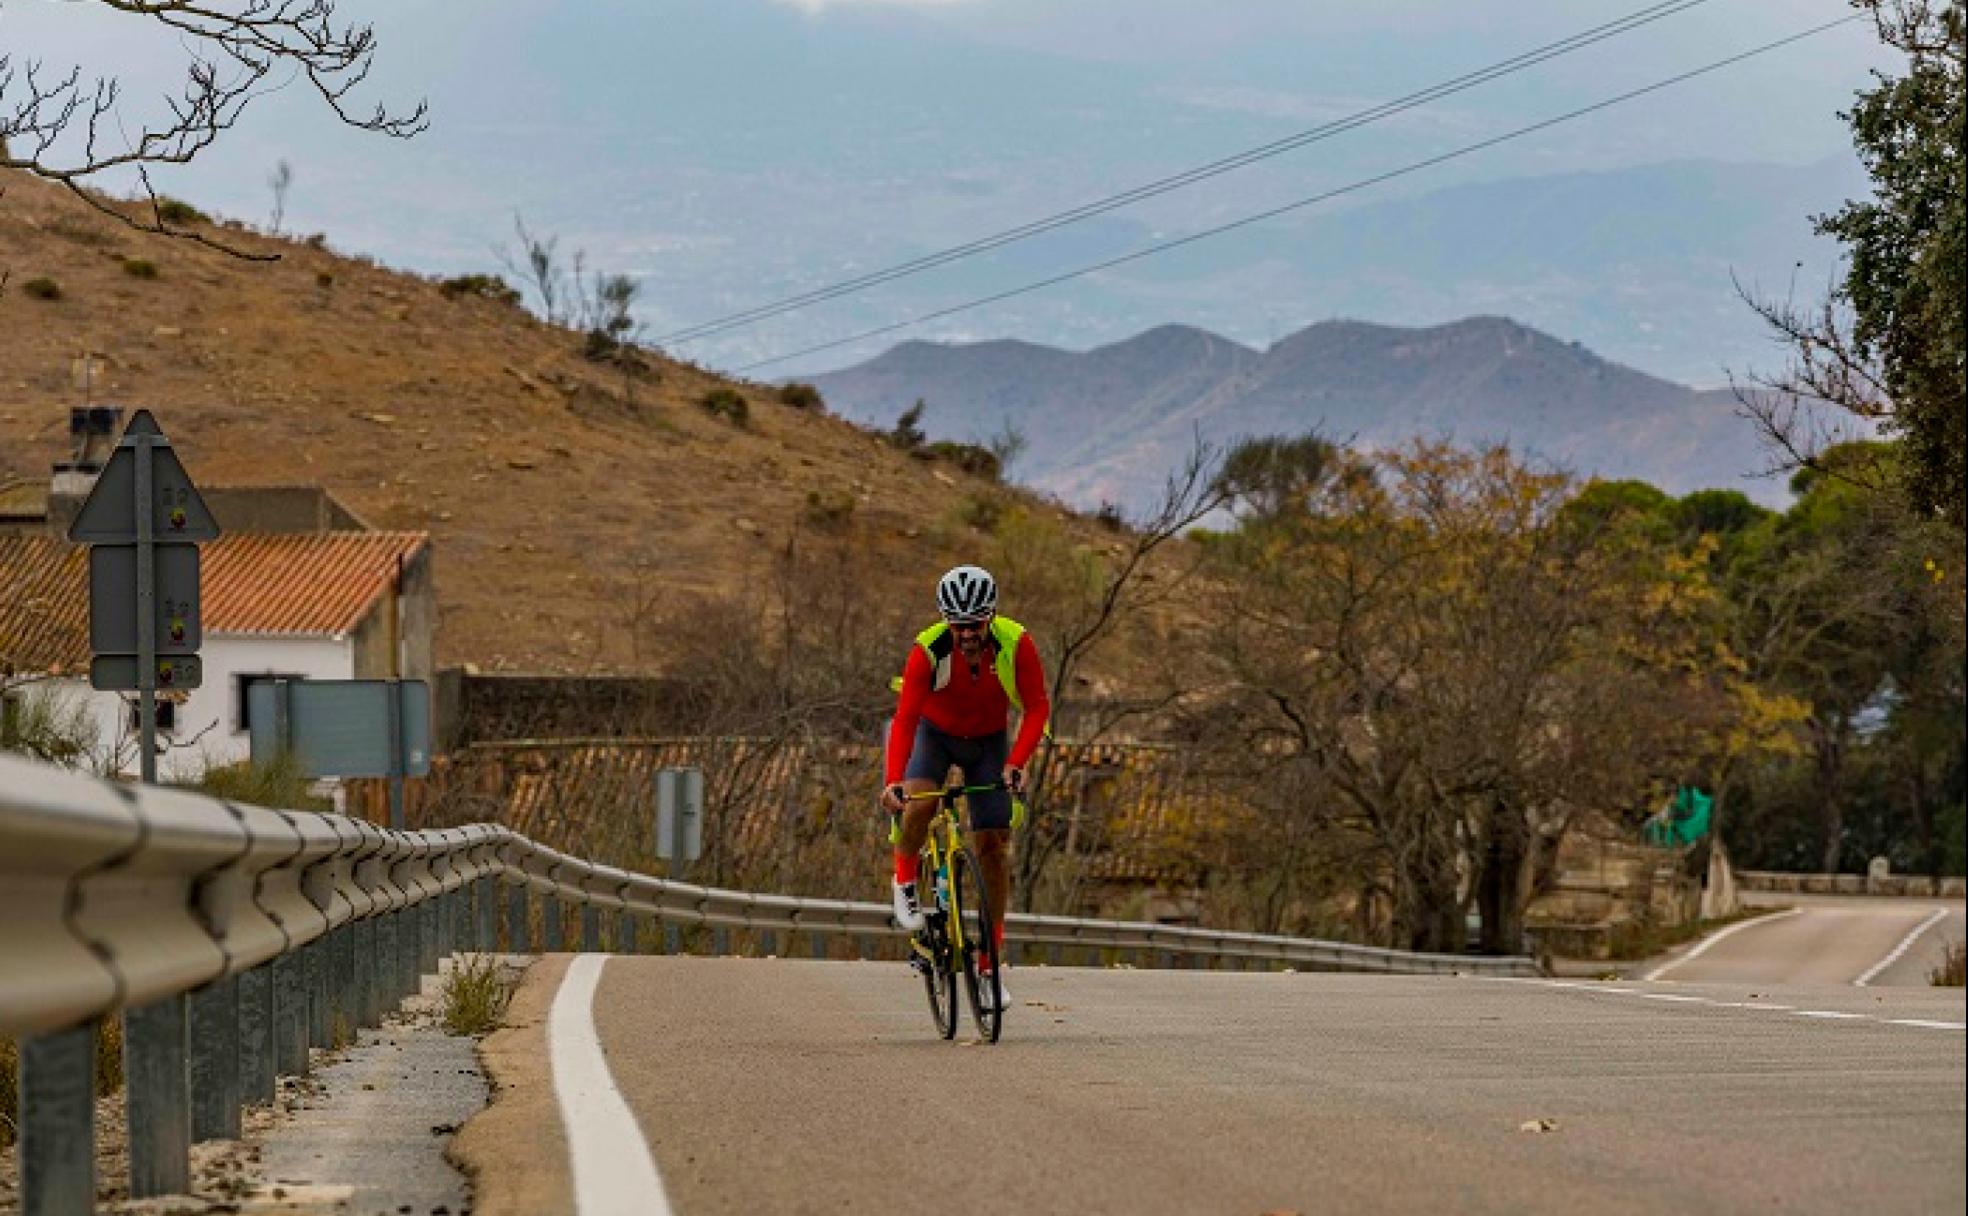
[884,633,1049,784]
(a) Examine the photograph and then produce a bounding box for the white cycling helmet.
[936,564,998,623]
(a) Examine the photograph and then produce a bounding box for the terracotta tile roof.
[0,535,90,676]
[203,532,426,638]
[0,531,427,674]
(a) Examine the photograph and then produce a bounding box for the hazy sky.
[6,1,1896,379]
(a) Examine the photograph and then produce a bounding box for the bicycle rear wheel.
[915,865,958,1040]
[953,851,1003,1042]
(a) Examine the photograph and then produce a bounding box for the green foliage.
[700,387,750,427]
[120,257,160,279]
[155,197,209,225]
[184,754,332,811]
[956,490,1008,534]
[777,382,825,411]
[1215,434,1343,522]
[889,399,928,451]
[1,684,98,767]
[22,276,61,301]
[439,273,521,305]
[1816,4,1965,521]
[925,440,1001,480]
[441,956,515,1035]
[803,487,856,531]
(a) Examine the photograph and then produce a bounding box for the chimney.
[46,405,123,534]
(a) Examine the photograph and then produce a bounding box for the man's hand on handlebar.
[1004,765,1027,796]
[881,783,908,814]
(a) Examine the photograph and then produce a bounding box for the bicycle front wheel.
[953,851,1003,1042]
[916,866,958,1040]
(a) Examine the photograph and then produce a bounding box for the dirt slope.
[1,174,1074,673]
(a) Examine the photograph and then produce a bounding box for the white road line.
[1638,993,1708,1003]
[550,954,672,1216]
[1852,907,1952,988]
[1793,1010,1868,1020]
[1886,1019,1967,1031]
[1645,907,1805,981]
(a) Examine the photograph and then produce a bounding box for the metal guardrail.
[1737,870,1967,899]
[0,753,1536,1213]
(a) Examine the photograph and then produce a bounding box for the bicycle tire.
[953,851,1003,1042]
[916,864,958,1039]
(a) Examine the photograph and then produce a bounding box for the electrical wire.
[732,14,1862,375]
[656,0,1717,347]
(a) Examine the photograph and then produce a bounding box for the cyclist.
[881,564,1050,1009]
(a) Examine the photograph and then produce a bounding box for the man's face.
[950,615,992,657]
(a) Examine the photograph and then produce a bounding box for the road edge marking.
[1645,907,1804,981]
[1852,907,1951,988]
[550,954,672,1216]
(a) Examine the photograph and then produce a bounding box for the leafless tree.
[1,1,424,255]
[266,157,292,232]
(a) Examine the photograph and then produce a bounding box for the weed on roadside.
[441,956,515,1036]
[1932,939,1965,987]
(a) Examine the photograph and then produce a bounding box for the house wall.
[349,546,433,681]
[5,635,344,780]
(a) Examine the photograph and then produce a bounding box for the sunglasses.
[949,618,992,634]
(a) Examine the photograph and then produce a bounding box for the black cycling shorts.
[895,718,1014,831]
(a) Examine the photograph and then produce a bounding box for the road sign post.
[68,411,219,784]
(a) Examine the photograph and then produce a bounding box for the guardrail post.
[544,895,564,951]
[333,926,356,1042]
[304,938,329,1050]
[810,932,828,960]
[662,921,680,955]
[478,878,498,952]
[273,952,308,1076]
[712,927,730,957]
[420,900,441,976]
[238,964,276,1106]
[353,919,377,1029]
[374,917,397,1014]
[506,883,530,953]
[615,909,637,954]
[857,934,874,961]
[581,903,601,952]
[187,977,240,1142]
[19,1023,96,1216]
[759,929,778,957]
[398,908,422,1001]
[125,994,191,1198]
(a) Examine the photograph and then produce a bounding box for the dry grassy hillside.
[1,174,1113,675]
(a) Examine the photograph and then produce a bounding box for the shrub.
[305,233,328,249]
[155,197,209,225]
[700,387,750,427]
[777,382,825,411]
[184,754,332,811]
[804,487,857,531]
[889,400,929,451]
[22,276,61,301]
[1095,500,1126,531]
[926,440,1001,481]
[316,271,335,289]
[1934,940,1965,987]
[958,491,1008,534]
[439,273,521,306]
[442,955,515,1036]
[121,257,160,279]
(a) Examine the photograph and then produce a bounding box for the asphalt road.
[1652,894,1967,987]
[465,957,1966,1216]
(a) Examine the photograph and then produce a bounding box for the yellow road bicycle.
[891,781,1017,1043]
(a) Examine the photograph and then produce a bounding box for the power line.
[656,0,1716,347]
[733,14,1862,375]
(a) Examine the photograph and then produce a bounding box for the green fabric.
[1644,785,1712,847]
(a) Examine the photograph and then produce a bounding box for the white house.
[1,530,432,783]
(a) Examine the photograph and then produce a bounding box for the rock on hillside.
[808,316,1777,510]
[0,173,1050,673]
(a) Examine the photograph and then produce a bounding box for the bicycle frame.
[907,798,972,967]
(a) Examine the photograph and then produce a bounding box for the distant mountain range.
[806,316,1782,510]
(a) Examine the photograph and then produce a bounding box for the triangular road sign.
[67,409,221,543]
